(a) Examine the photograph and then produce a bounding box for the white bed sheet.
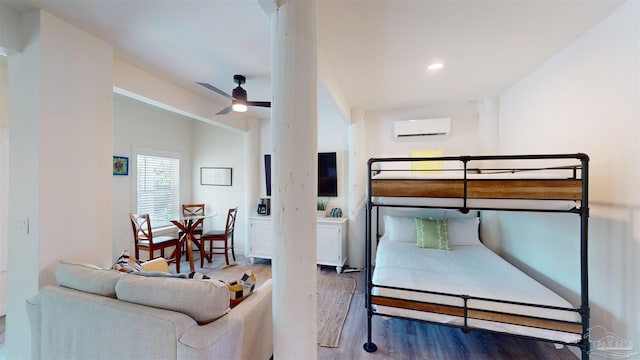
[372,239,582,343]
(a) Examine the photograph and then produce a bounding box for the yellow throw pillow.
[140,257,170,273]
[410,149,443,174]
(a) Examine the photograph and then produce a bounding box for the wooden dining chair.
[200,207,238,267]
[129,213,180,273]
[179,203,205,254]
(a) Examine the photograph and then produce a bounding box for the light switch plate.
[17,217,29,235]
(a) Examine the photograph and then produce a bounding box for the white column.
[243,118,260,255]
[270,1,318,359]
[347,108,366,269]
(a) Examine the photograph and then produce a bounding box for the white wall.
[364,102,481,159]
[191,120,248,253]
[113,58,247,133]
[498,1,639,353]
[7,10,114,358]
[0,4,19,55]
[112,93,194,258]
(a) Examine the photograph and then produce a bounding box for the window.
[136,152,180,228]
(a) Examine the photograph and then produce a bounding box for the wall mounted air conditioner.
[393,118,451,141]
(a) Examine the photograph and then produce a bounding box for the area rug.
[207,263,356,348]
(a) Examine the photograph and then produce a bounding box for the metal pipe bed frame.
[363,153,590,359]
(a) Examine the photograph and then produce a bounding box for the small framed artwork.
[201,167,232,186]
[113,156,129,176]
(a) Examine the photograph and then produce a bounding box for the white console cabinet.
[248,216,348,273]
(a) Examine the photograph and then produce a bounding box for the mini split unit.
[393,118,451,141]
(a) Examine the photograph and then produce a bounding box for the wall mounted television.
[264,152,337,197]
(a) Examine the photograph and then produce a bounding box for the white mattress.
[372,171,568,180]
[372,239,582,343]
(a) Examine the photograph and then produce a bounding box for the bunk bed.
[363,154,590,359]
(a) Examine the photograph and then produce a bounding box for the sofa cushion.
[115,274,230,324]
[56,260,123,298]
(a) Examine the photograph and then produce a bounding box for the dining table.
[170,213,216,273]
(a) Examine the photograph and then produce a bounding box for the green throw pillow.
[415,218,451,250]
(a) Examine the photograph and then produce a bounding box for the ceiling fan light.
[231,86,248,112]
[232,102,248,112]
[427,62,444,71]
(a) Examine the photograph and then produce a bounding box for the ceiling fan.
[196,74,271,115]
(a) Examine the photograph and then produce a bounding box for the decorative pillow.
[382,215,417,242]
[449,217,481,246]
[224,271,257,308]
[410,149,443,174]
[188,272,211,280]
[56,260,122,298]
[111,249,143,273]
[115,274,230,324]
[415,218,451,250]
[140,257,170,273]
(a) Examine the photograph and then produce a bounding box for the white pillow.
[382,215,416,242]
[448,217,481,246]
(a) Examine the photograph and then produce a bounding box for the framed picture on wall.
[113,156,128,176]
[200,167,232,186]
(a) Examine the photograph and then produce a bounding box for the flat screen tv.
[317,152,338,197]
[264,154,272,197]
[264,152,338,197]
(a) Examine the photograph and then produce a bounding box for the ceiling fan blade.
[196,82,233,100]
[215,106,232,115]
[247,101,271,108]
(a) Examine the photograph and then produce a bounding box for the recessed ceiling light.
[427,63,444,71]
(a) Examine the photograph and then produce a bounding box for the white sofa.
[26,260,273,360]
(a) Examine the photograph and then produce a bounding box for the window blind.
[136,154,180,228]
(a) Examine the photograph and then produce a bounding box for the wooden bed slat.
[372,296,582,334]
[371,179,582,200]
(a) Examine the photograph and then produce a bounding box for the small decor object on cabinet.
[317,200,329,217]
[201,167,232,186]
[329,208,343,218]
[113,156,128,176]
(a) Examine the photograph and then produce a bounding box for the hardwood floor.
[194,254,577,359]
[8,255,577,360]
[317,267,578,360]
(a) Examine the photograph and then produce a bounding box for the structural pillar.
[244,118,260,256]
[270,1,318,358]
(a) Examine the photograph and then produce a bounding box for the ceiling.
[1,0,624,119]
